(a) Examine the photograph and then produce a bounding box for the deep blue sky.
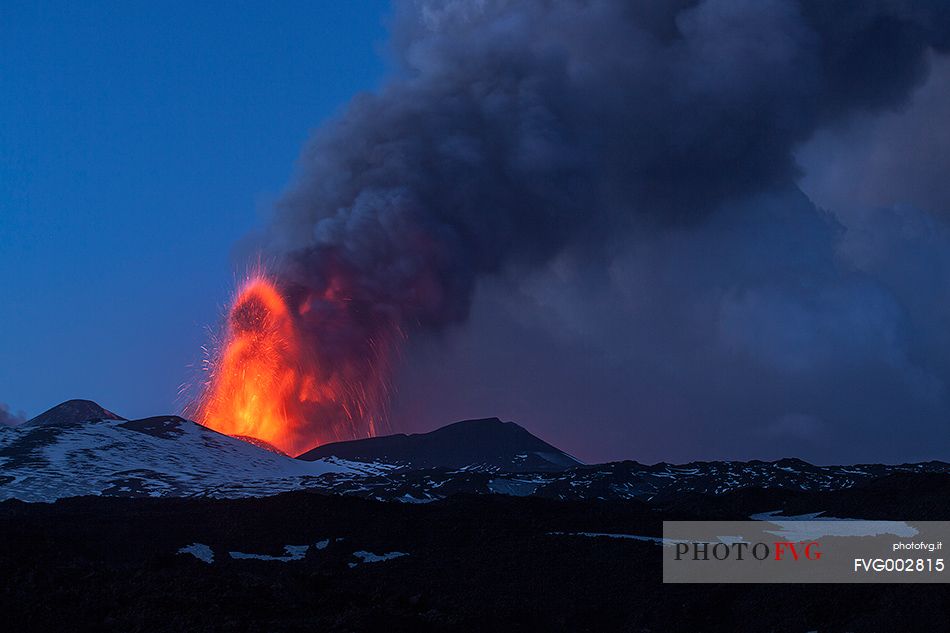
[1,1,390,419]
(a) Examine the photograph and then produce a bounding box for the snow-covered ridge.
[2,401,948,504]
[0,414,386,502]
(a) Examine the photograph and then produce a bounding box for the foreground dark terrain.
[3,473,949,633]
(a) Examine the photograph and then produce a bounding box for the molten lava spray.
[194,273,390,456]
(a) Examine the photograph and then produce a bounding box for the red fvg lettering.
[773,542,822,561]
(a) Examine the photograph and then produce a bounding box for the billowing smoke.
[0,403,26,427]
[254,0,950,459]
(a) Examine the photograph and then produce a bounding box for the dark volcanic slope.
[2,477,948,633]
[298,417,581,472]
[25,399,125,426]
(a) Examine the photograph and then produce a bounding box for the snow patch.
[396,493,434,504]
[351,550,408,563]
[229,545,310,562]
[178,543,214,564]
[487,477,541,496]
[548,531,699,547]
[750,512,918,541]
[549,531,665,544]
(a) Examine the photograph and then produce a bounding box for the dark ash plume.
[268,0,948,324]
[256,0,950,444]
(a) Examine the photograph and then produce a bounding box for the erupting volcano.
[195,275,313,455]
[194,272,388,456]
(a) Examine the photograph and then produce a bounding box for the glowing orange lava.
[195,276,322,456]
[192,266,396,456]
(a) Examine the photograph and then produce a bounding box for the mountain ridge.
[25,399,125,426]
[297,416,582,472]
[0,401,360,502]
[3,399,949,504]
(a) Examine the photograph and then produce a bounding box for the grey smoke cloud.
[800,54,950,216]
[256,0,950,461]
[391,188,948,463]
[0,403,26,427]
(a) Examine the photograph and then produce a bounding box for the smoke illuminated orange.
[192,265,396,456]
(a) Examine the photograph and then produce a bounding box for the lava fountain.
[193,272,390,456]
[195,275,310,454]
